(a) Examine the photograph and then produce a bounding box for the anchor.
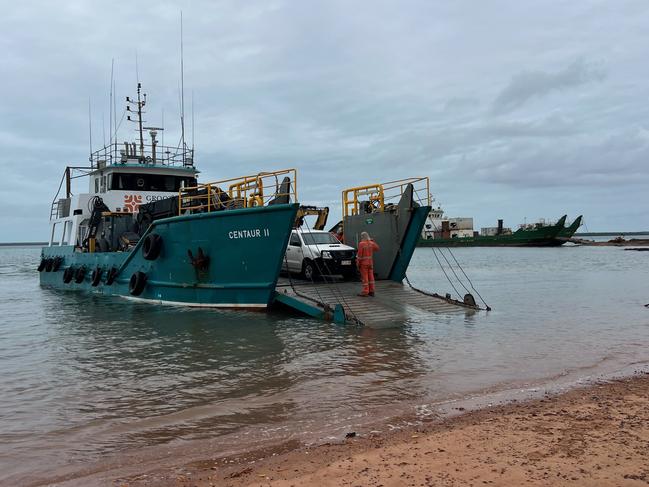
[187,247,210,271]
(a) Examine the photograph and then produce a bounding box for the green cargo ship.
[38,84,299,308]
[418,215,571,247]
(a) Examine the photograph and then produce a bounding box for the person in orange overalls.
[356,231,380,297]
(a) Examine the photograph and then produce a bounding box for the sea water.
[0,245,648,484]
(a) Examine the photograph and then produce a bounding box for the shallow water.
[1,245,648,483]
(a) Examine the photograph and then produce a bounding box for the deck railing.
[342,177,430,217]
[90,142,194,169]
[178,169,297,214]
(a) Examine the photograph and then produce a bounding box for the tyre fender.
[91,267,103,287]
[63,267,74,284]
[128,271,147,296]
[105,267,118,285]
[142,234,163,260]
[74,267,86,284]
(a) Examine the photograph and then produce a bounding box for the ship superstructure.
[48,83,199,250]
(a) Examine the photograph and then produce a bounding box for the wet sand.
[105,372,649,487]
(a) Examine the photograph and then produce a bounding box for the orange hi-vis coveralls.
[357,239,380,296]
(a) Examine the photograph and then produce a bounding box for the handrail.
[90,141,195,169]
[177,168,298,215]
[342,177,430,218]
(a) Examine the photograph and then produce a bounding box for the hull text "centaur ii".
[228,228,270,239]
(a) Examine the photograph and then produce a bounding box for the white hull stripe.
[121,296,268,309]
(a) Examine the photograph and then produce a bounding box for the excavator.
[294,205,329,230]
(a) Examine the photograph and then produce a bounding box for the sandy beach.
[102,372,649,487]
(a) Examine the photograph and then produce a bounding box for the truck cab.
[283,229,356,280]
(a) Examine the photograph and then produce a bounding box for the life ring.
[105,267,118,285]
[63,267,74,283]
[91,267,103,287]
[37,258,47,272]
[142,234,163,260]
[128,271,147,296]
[52,257,63,272]
[74,267,86,283]
[44,258,54,272]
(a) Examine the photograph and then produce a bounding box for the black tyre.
[63,267,74,283]
[128,271,147,296]
[301,259,318,281]
[105,267,118,285]
[52,257,63,272]
[37,258,47,272]
[44,258,54,272]
[142,234,163,260]
[91,267,103,287]
[74,267,86,283]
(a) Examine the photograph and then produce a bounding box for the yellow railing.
[178,168,297,214]
[342,177,430,217]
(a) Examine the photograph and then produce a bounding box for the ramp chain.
[424,220,492,311]
[282,252,364,326]
[300,219,365,326]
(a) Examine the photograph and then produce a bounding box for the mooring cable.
[425,217,491,309]
[430,247,463,299]
[443,246,491,310]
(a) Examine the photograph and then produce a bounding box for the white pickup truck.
[283,229,357,280]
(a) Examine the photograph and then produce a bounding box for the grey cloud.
[492,59,606,114]
[1,0,649,240]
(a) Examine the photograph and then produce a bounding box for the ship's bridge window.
[110,173,197,192]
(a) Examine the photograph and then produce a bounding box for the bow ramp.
[273,278,477,326]
[273,177,485,325]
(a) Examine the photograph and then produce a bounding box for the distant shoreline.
[575,231,649,236]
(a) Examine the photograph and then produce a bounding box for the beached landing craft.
[418,212,580,247]
[39,85,299,308]
[275,178,488,325]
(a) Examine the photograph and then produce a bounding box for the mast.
[126,83,146,161]
[137,83,145,158]
[88,98,93,160]
[180,11,186,164]
[109,59,114,146]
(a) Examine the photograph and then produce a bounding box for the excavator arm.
[294,205,329,230]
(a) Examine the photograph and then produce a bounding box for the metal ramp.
[273,277,475,325]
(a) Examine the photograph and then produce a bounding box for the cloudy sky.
[1,0,648,241]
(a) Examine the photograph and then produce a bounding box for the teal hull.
[39,203,299,307]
